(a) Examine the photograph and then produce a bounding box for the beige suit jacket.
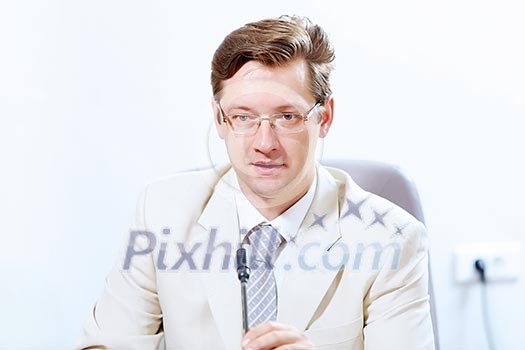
[77,165,435,349]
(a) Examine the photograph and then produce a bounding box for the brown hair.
[211,15,335,103]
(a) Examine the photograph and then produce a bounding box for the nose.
[252,119,279,154]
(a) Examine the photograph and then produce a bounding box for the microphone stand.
[236,247,250,334]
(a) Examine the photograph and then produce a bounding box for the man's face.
[214,59,333,208]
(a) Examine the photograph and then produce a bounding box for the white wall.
[1,0,524,348]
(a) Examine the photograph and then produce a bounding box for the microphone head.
[236,247,247,267]
[236,247,250,283]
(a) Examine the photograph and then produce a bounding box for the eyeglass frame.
[216,100,323,135]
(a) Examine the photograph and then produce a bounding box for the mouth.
[252,163,283,168]
[251,162,284,175]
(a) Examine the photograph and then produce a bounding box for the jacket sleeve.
[76,187,164,350]
[363,220,435,350]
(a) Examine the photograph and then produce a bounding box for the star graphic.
[391,223,409,237]
[309,213,327,229]
[342,197,368,221]
[366,208,391,228]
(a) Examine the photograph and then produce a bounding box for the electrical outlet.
[453,241,523,284]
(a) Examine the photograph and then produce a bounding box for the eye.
[232,114,252,122]
[281,113,299,121]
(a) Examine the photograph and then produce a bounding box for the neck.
[257,187,310,221]
[239,169,315,221]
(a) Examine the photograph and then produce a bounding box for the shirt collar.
[232,169,317,243]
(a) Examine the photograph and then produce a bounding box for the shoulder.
[317,166,428,282]
[321,164,427,246]
[134,164,231,225]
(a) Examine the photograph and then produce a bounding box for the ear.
[211,97,227,140]
[318,96,334,138]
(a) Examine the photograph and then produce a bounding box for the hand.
[241,321,314,350]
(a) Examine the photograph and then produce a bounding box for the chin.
[251,183,284,197]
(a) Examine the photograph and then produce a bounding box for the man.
[78,16,435,349]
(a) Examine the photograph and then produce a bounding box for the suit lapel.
[279,166,346,331]
[190,168,243,350]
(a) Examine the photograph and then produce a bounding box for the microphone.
[236,246,250,333]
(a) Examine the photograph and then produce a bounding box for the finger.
[242,321,295,348]
[245,329,300,350]
[273,333,315,350]
[274,342,314,350]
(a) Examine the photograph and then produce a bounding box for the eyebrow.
[225,104,301,113]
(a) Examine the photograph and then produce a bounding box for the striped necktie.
[246,223,283,328]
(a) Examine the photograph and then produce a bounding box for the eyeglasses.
[217,101,322,136]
